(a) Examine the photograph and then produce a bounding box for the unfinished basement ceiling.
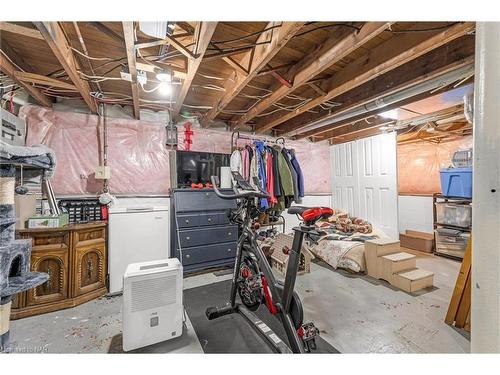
[0,21,475,143]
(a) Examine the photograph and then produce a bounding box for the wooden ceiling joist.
[172,22,218,119]
[322,99,467,144]
[0,22,44,40]
[34,22,97,113]
[258,21,475,134]
[202,22,304,126]
[13,71,77,90]
[0,51,52,107]
[232,22,391,129]
[279,37,475,137]
[295,54,475,140]
[122,22,141,119]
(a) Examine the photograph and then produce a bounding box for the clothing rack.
[231,131,285,152]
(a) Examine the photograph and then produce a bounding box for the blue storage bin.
[439,167,472,198]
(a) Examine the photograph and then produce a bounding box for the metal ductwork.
[288,63,475,137]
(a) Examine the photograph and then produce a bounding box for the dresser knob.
[208,218,212,222]
[185,220,189,224]
[186,254,191,259]
[186,236,190,240]
[228,248,232,252]
[228,232,232,236]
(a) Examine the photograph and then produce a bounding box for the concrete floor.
[9,251,469,353]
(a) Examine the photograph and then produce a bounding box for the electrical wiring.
[191,84,226,92]
[198,73,234,82]
[181,103,213,110]
[79,71,123,83]
[293,23,361,38]
[69,47,114,61]
[0,50,25,72]
[390,22,459,33]
[139,82,163,93]
[211,23,283,45]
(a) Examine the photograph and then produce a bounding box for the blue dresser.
[171,188,238,273]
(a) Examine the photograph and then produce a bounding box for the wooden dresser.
[11,222,107,320]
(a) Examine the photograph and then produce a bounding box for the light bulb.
[159,81,171,96]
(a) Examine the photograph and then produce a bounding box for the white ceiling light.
[156,71,172,83]
[379,109,400,120]
[158,82,172,96]
[156,70,172,96]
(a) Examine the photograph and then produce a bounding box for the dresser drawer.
[178,225,237,248]
[199,213,219,226]
[179,242,237,266]
[175,190,236,212]
[177,214,199,228]
[217,212,231,225]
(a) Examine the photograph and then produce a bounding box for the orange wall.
[397,136,473,195]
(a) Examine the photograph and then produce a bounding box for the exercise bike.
[206,174,333,353]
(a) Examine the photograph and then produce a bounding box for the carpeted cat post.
[0,165,48,353]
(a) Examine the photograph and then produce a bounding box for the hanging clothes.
[230,149,243,175]
[245,145,254,180]
[280,148,299,204]
[288,148,304,198]
[265,148,277,205]
[241,147,250,180]
[254,141,268,209]
[274,145,294,201]
[271,147,282,198]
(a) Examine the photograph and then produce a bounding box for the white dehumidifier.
[122,258,183,351]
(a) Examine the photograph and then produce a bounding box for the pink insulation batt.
[20,105,331,195]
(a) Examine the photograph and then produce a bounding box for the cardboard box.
[28,213,69,229]
[400,230,434,253]
[0,301,11,336]
[14,194,37,229]
[364,239,400,278]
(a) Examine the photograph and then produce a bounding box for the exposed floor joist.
[122,22,141,119]
[232,22,391,129]
[202,22,305,127]
[0,50,52,107]
[322,91,469,144]
[0,22,44,40]
[280,37,475,138]
[258,21,475,134]
[34,22,97,113]
[172,22,218,119]
[13,71,77,90]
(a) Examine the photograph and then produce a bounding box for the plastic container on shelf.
[435,202,472,228]
[435,228,470,258]
[452,148,473,168]
[439,167,472,198]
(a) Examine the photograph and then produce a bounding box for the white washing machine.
[108,200,170,294]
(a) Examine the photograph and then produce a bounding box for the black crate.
[58,199,104,224]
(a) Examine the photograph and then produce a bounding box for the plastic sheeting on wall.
[397,136,473,195]
[20,105,331,195]
[20,105,170,195]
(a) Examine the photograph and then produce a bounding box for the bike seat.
[287,206,334,224]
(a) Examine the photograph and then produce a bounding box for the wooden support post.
[122,22,141,119]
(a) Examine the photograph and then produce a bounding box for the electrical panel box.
[95,166,111,180]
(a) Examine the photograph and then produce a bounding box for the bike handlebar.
[211,176,271,200]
